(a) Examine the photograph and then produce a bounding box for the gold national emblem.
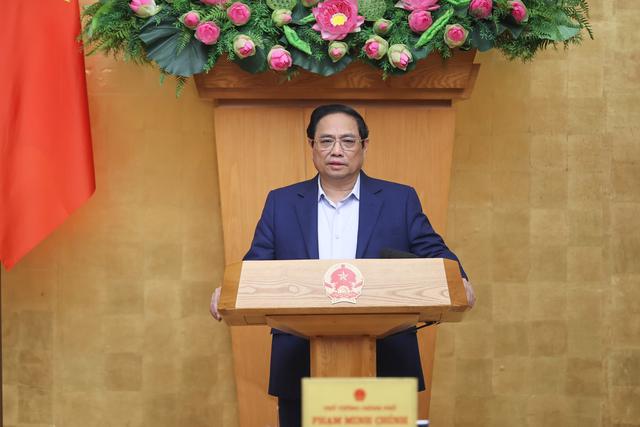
[323,263,364,304]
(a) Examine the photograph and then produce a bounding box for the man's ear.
[362,138,369,152]
[308,138,315,148]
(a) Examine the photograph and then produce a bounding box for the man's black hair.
[306,104,369,142]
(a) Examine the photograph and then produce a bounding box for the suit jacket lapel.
[356,172,383,258]
[295,176,319,259]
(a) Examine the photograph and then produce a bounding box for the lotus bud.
[373,18,393,36]
[387,43,413,70]
[508,0,528,23]
[327,41,348,62]
[129,0,161,18]
[267,45,293,71]
[233,34,257,58]
[363,35,388,60]
[181,11,200,29]
[271,9,293,26]
[443,23,468,48]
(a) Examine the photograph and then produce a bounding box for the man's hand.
[210,287,222,321]
[462,278,476,308]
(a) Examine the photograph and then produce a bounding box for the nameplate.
[302,377,417,426]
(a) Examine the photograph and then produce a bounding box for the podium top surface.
[219,258,469,326]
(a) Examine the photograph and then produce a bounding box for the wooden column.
[310,337,377,378]
[196,51,479,426]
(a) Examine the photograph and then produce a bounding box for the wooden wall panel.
[214,106,308,427]
[364,106,456,235]
[215,103,456,425]
[214,106,308,263]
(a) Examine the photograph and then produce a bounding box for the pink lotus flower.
[508,0,528,23]
[201,0,228,5]
[312,0,365,41]
[271,9,292,26]
[267,45,293,71]
[363,35,388,60]
[328,41,348,62]
[181,11,200,29]
[388,44,412,70]
[227,2,251,26]
[408,10,432,33]
[195,21,221,45]
[129,0,160,17]
[395,0,439,12]
[233,35,256,58]
[469,0,492,19]
[443,24,468,48]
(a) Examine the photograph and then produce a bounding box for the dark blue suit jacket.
[244,172,467,399]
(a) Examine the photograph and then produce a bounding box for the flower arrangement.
[82,0,592,84]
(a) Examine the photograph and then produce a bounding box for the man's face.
[310,113,368,182]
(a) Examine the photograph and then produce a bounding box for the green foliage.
[284,25,313,54]
[82,0,593,83]
[359,0,387,21]
[266,0,297,10]
[139,19,209,76]
[82,0,147,62]
[415,7,454,48]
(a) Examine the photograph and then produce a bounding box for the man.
[211,104,475,427]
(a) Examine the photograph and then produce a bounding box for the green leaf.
[498,19,524,39]
[139,20,208,77]
[292,2,310,23]
[557,25,580,41]
[283,25,312,54]
[444,0,470,6]
[415,8,454,48]
[172,0,191,10]
[88,0,119,37]
[290,48,353,76]
[298,13,316,24]
[470,21,495,51]
[409,35,433,60]
[453,4,468,18]
[235,47,268,73]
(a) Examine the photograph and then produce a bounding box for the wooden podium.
[219,258,470,380]
[196,51,480,426]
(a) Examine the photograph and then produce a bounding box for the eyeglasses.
[313,137,364,152]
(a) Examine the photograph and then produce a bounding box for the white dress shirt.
[317,174,360,260]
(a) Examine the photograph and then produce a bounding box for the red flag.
[0,0,95,270]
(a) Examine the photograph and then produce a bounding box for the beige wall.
[1,56,236,425]
[2,0,639,425]
[432,2,640,426]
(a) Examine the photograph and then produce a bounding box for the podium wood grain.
[221,259,468,411]
[310,337,376,377]
[266,314,420,338]
[220,259,467,324]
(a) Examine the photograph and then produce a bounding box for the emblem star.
[339,272,348,281]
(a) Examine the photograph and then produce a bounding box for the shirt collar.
[317,173,361,203]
